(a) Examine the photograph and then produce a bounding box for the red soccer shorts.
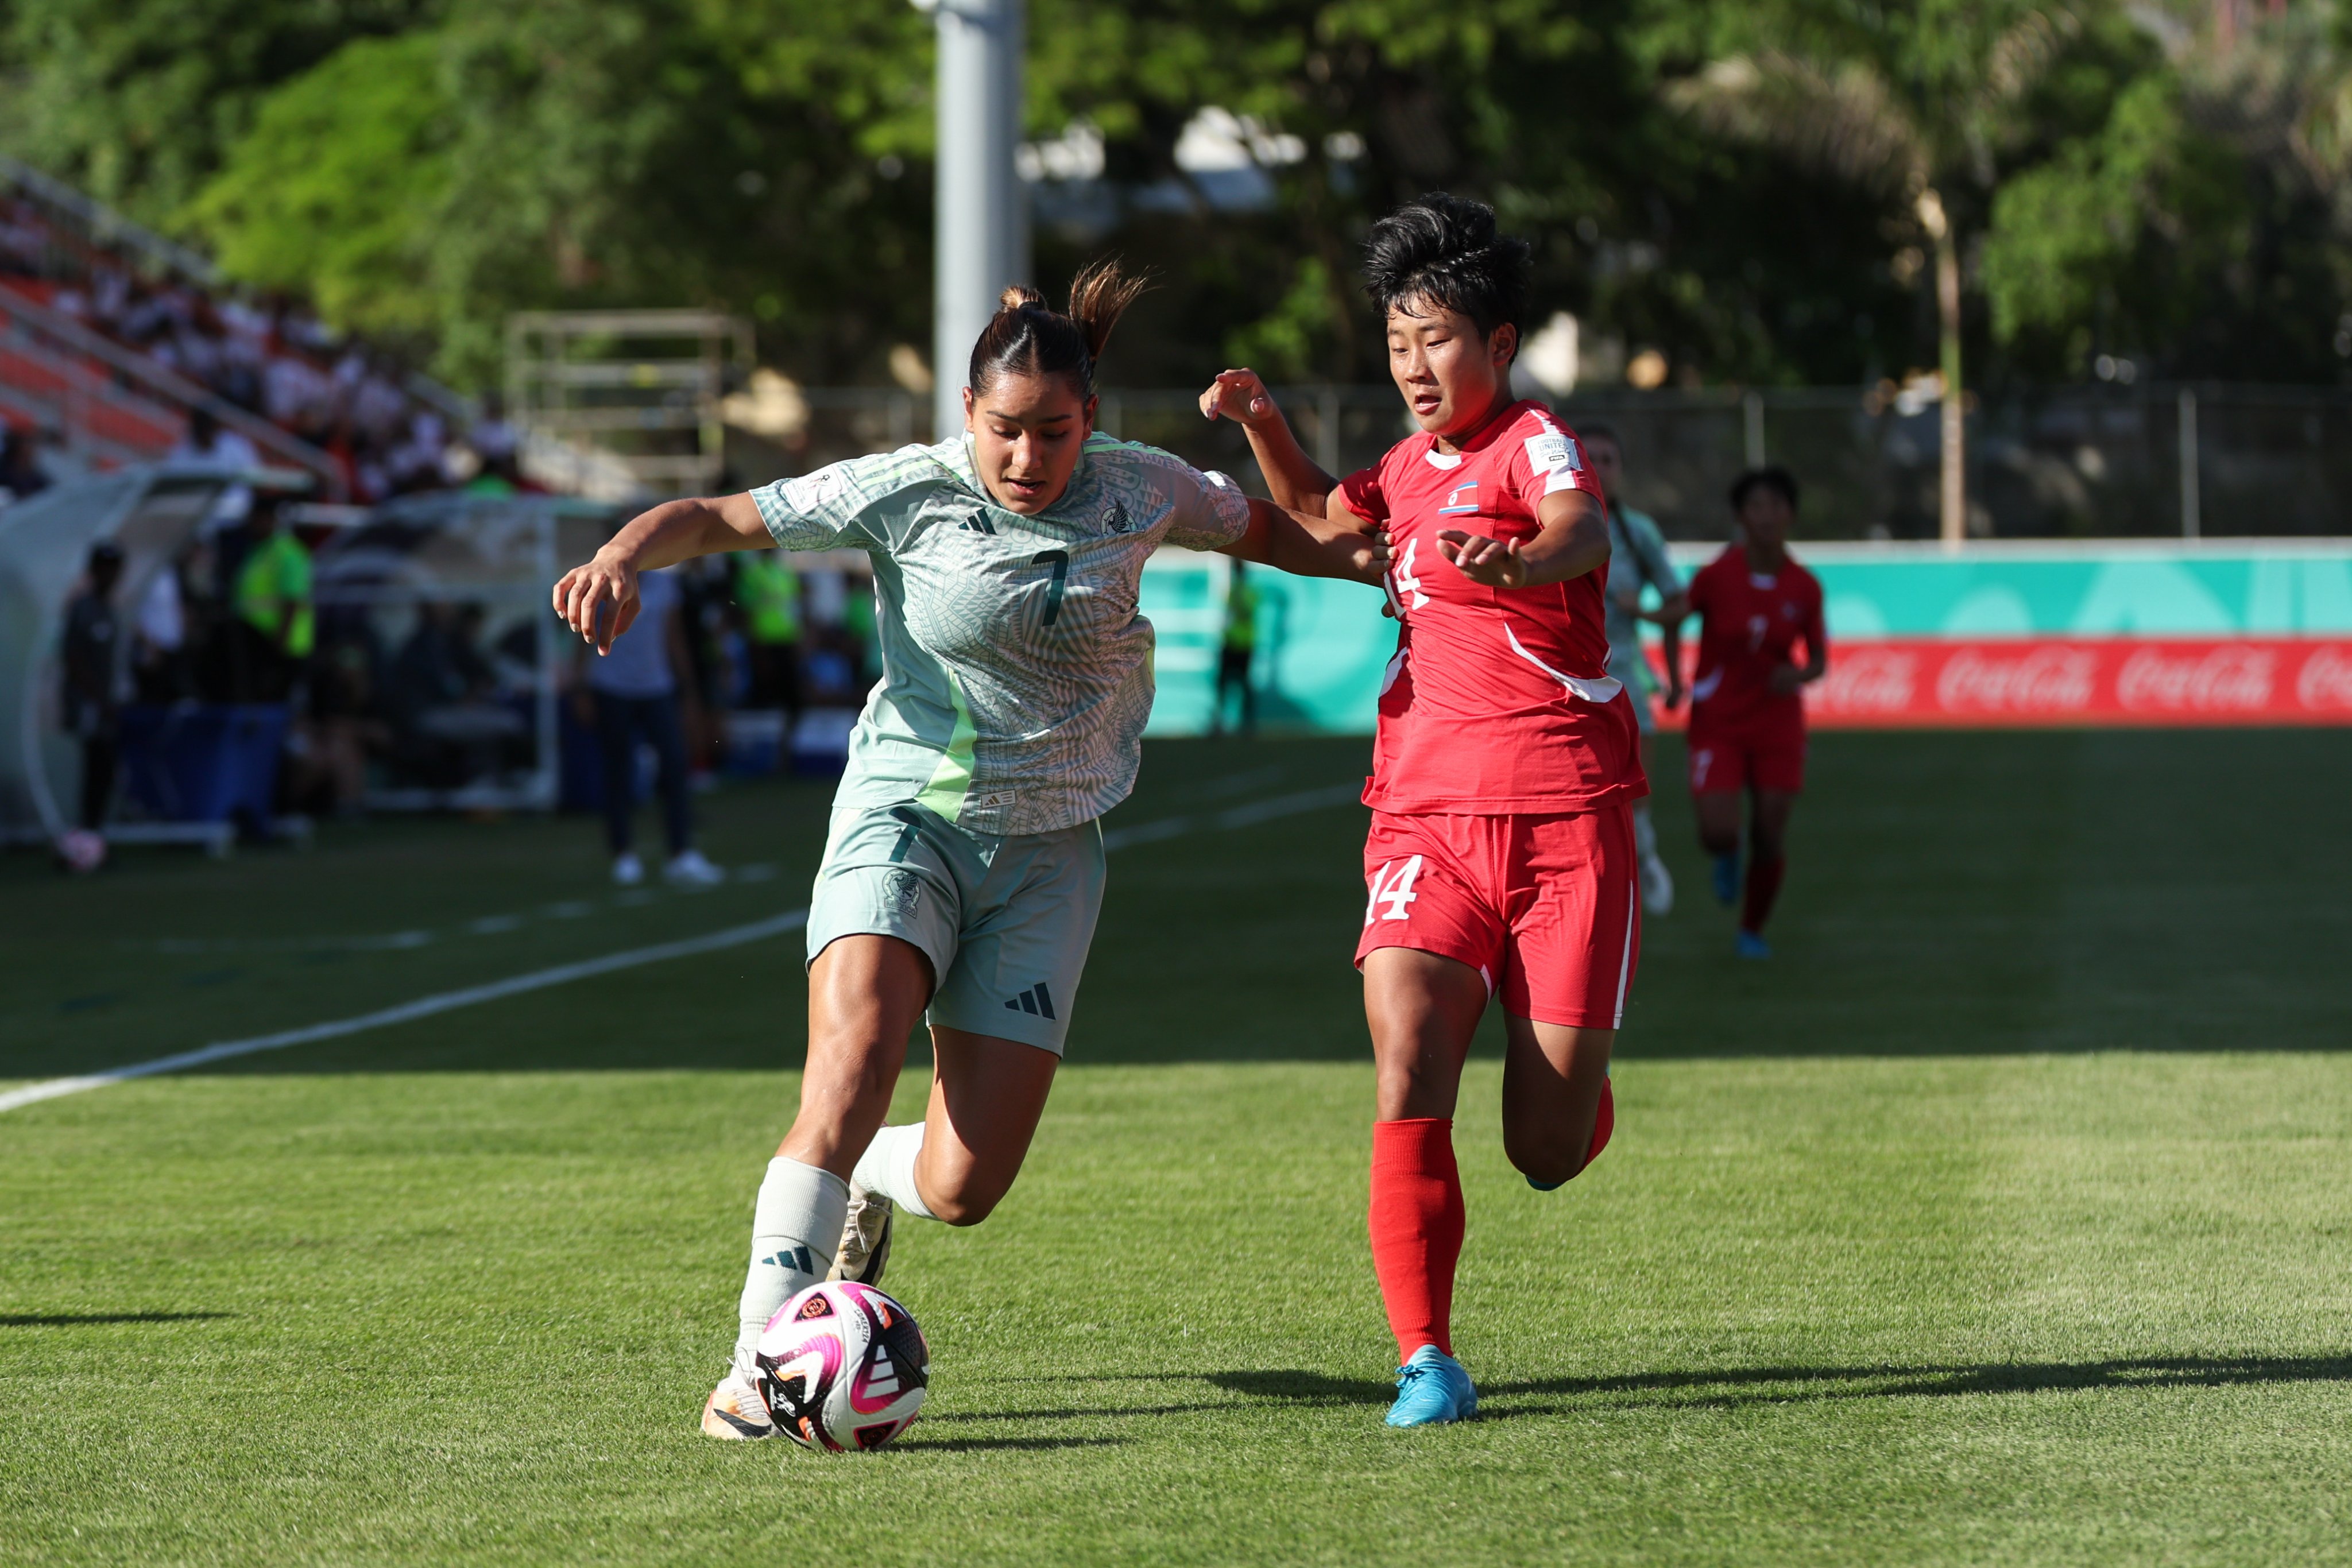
[1686,718,1806,795]
[1355,807,1641,1030]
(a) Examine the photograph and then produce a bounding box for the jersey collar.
[941,429,1107,525]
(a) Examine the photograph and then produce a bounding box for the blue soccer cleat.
[1711,851,1740,906]
[1735,928,1773,960]
[1386,1345,1479,1427]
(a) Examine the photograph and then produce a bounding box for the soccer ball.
[753,1281,929,1451]
[55,830,106,874]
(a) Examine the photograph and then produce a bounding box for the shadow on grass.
[893,1435,1125,1453]
[0,1311,233,1327]
[1209,1354,2352,1415]
[922,1403,1227,1425]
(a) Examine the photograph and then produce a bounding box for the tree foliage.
[5,0,2349,390]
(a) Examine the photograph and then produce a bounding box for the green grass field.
[3,730,2349,1566]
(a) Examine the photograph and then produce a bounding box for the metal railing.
[750,383,2352,540]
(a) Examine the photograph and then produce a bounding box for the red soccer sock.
[1742,854,1786,934]
[1368,1118,1465,1364]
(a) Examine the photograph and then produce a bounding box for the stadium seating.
[0,157,476,504]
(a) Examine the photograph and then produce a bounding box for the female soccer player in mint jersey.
[555,264,1386,1441]
[1203,196,1644,1427]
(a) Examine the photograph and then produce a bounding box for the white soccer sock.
[852,1122,938,1221]
[1633,802,1660,862]
[732,1156,849,1373]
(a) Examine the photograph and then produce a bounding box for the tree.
[0,0,434,223]
[1663,2,2089,545]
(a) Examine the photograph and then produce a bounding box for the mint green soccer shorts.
[804,800,1107,1055]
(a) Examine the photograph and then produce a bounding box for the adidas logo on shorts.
[1004,982,1056,1020]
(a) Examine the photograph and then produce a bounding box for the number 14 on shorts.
[1365,855,1425,924]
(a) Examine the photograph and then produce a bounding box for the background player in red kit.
[1682,466,1828,959]
[1201,193,1643,1427]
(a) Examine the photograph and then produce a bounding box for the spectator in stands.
[228,498,313,703]
[171,408,257,531]
[61,541,125,831]
[577,563,722,888]
[0,424,52,503]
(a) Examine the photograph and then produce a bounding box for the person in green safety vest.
[1213,558,1261,736]
[733,551,803,722]
[230,499,313,703]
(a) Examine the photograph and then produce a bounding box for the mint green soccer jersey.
[749,433,1252,836]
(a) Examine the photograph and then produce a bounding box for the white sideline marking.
[0,911,810,1115]
[1,781,1361,1117]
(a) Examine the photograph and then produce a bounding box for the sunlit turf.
[3,732,2349,1565]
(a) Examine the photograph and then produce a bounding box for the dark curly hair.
[1361,192,1532,357]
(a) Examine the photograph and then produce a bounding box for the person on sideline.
[61,541,125,833]
[1213,559,1261,736]
[578,559,724,888]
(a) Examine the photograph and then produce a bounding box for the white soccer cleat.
[664,849,725,887]
[1639,851,1674,916]
[611,851,644,887]
[701,1365,776,1440]
[828,1186,895,1287]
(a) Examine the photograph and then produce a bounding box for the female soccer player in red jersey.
[1203,194,1643,1426]
[1681,466,1828,959]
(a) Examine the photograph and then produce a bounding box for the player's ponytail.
[969,259,1148,402]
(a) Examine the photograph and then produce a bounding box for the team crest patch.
[1100,500,1131,532]
[880,870,922,916]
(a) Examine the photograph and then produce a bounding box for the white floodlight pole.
[915,0,1028,441]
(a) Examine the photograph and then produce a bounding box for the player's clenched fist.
[552,551,641,655]
[1198,368,1279,429]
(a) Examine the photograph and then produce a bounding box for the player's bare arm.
[1224,497,1390,583]
[1767,637,1829,695]
[1436,489,1610,590]
[1199,368,1340,518]
[1643,589,1692,706]
[552,493,769,653]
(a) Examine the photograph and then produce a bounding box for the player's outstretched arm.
[1224,497,1390,584]
[1437,490,1610,591]
[1199,369,1337,517]
[552,493,769,655]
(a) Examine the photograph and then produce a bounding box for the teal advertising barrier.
[1139,541,2352,736]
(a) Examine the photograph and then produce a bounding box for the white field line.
[1,782,1361,1116]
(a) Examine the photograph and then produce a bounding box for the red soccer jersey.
[1338,400,1644,814]
[1685,544,1828,732]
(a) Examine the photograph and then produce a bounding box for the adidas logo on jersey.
[959,514,997,535]
[1004,982,1057,1020]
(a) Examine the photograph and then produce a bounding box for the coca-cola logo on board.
[1936,647,2098,713]
[1808,648,1917,714]
[2116,646,2276,711]
[2296,645,2352,711]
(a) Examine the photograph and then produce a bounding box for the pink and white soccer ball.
[55,830,106,874]
[753,1281,929,1451]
